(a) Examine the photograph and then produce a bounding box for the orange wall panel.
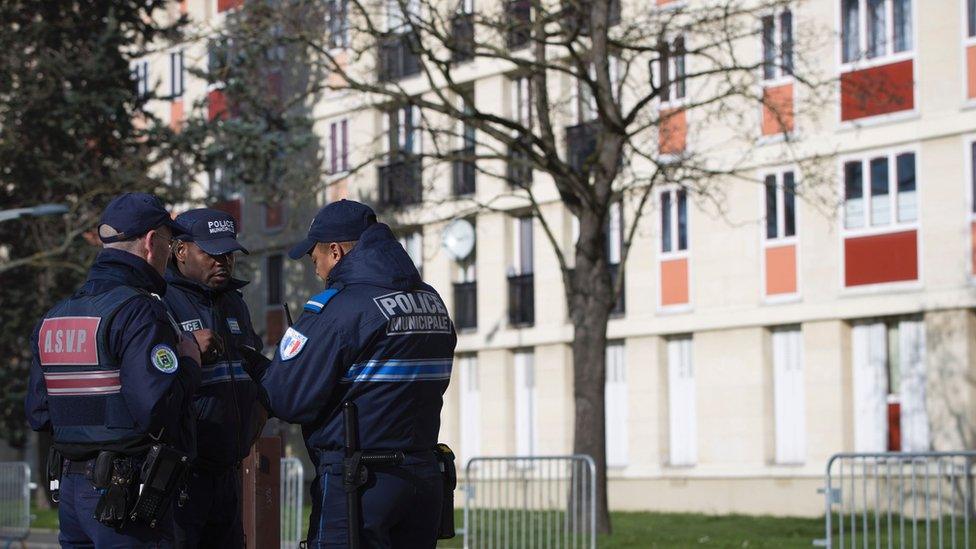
[661,258,689,306]
[265,202,284,229]
[844,230,918,287]
[659,107,687,155]
[968,45,976,100]
[265,308,285,346]
[213,198,242,232]
[762,83,794,136]
[208,89,228,121]
[217,0,243,13]
[765,244,797,295]
[169,100,184,132]
[840,60,914,121]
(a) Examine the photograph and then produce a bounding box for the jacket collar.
[85,249,168,295]
[165,264,249,298]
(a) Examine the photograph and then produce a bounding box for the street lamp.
[0,204,69,223]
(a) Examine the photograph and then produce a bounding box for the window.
[771,328,805,464]
[661,188,688,253]
[764,171,797,240]
[508,216,534,326]
[386,104,421,158]
[762,10,793,80]
[654,36,686,103]
[605,342,628,467]
[514,349,537,456]
[667,337,696,466]
[969,0,976,38]
[398,230,423,274]
[328,119,349,175]
[267,254,283,305]
[132,60,149,98]
[852,318,927,452]
[327,0,349,49]
[511,76,533,130]
[511,216,534,275]
[971,142,976,214]
[170,51,185,98]
[387,0,420,32]
[843,152,916,229]
[459,355,481,461]
[454,244,477,330]
[841,0,912,64]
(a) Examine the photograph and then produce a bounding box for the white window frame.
[651,35,687,109]
[838,0,916,71]
[659,187,689,258]
[762,169,799,243]
[132,60,150,98]
[387,0,421,33]
[459,0,474,13]
[459,355,481,462]
[398,229,423,273]
[514,349,538,457]
[605,342,628,468]
[327,0,350,49]
[761,8,794,84]
[510,75,533,135]
[771,327,805,464]
[169,50,185,99]
[509,215,533,276]
[839,147,919,236]
[667,337,696,466]
[327,118,350,177]
[383,103,422,159]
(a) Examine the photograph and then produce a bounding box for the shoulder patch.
[150,344,179,374]
[303,289,340,314]
[278,327,309,361]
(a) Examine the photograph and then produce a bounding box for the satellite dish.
[442,219,475,261]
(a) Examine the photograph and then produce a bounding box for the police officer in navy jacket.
[162,208,264,549]
[26,193,202,548]
[252,200,456,548]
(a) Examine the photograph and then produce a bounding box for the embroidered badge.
[278,327,308,361]
[181,319,203,332]
[150,344,179,374]
[226,318,242,334]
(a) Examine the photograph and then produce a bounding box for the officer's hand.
[191,329,224,364]
[177,333,202,366]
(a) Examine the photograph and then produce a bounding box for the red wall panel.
[840,60,914,121]
[844,229,918,287]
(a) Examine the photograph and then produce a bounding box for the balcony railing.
[566,121,598,173]
[507,273,534,327]
[506,137,533,188]
[453,281,477,330]
[451,13,475,63]
[506,0,531,50]
[378,154,422,208]
[379,32,421,82]
[452,146,476,196]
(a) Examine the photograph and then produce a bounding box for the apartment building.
[140,0,976,516]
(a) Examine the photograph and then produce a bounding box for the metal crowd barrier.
[462,455,596,549]
[0,462,30,545]
[817,452,976,548]
[280,457,305,549]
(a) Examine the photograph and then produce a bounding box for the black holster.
[45,446,63,503]
[434,444,457,539]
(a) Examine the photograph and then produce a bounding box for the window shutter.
[514,350,536,456]
[605,343,628,467]
[773,329,805,464]
[668,338,696,465]
[898,319,928,451]
[853,323,888,452]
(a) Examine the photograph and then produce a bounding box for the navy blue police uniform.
[162,209,263,549]
[25,193,201,548]
[253,201,456,548]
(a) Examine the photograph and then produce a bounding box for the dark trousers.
[58,471,173,549]
[306,454,444,549]
[173,466,244,549]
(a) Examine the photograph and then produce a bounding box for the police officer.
[26,192,202,548]
[252,200,456,548]
[162,208,264,549]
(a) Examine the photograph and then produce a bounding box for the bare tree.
[202,0,834,533]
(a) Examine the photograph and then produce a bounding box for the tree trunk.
[568,216,614,535]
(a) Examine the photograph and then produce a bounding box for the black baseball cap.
[174,208,249,256]
[99,192,188,243]
[288,199,377,259]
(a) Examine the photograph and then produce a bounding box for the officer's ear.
[173,240,188,263]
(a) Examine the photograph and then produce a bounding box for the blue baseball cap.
[288,199,377,259]
[174,208,249,256]
[99,192,188,243]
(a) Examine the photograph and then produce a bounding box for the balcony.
[452,147,476,196]
[378,154,422,208]
[379,32,421,82]
[507,273,534,327]
[562,0,621,36]
[453,281,477,330]
[566,121,598,173]
[506,137,533,188]
[451,13,475,63]
[506,0,531,50]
